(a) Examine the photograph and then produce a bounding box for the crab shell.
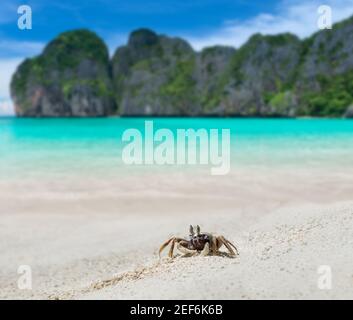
[189,233,211,251]
[159,227,238,258]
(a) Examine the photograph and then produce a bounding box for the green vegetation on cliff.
[11,15,353,117]
[44,29,109,68]
[160,58,197,110]
[299,71,353,117]
[11,29,114,117]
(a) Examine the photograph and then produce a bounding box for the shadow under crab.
[159,225,239,258]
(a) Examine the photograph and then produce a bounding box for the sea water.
[1,117,353,179]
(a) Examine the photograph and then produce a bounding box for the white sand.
[0,166,353,299]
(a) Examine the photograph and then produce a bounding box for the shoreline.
[1,115,353,119]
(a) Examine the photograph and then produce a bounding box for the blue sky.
[0,0,279,58]
[1,0,353,115]
[1,0,273,46]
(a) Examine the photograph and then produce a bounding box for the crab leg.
[218,236,238,256]
[225,238,239,256]
[168,239,176,258]
[209,237,218,255]
[177,243,198,256]
[159,237,181,257]
[159,238,174,257]
[159,237,187,258]
[200,242,210,256]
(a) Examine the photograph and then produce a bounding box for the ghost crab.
[159,225,239,258]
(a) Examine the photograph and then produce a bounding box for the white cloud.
[185,0,353,50]
[0,40,43,116]
[0,58,23,98]
[0,58,24,116]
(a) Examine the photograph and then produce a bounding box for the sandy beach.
[1,166,353,300]
[2,0,353,303]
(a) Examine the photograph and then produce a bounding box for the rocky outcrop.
[294,16,353,116]
[11,30,115,117]
[11,15,353,117]
[111,31,301,117]
[113,29,237,116]
[112,29,197,116]
[218,33,301,116]
[195,45,236,115]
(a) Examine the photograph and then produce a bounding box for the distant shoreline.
[1,115,351,120]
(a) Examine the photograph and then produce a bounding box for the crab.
[159,225,239,258]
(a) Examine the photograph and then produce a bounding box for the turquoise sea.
[1,117,353,179]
